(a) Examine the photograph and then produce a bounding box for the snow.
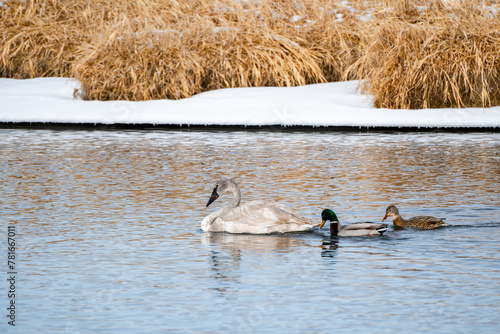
[289,15,304,23]
[1,77,499,128]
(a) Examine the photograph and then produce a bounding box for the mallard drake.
[320,209,388,236]
[382,205,448,229]
[202,179,320,234]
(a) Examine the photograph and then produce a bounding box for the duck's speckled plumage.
[382,205,448,229]
[321,209,388,237]
[202,179,319,234]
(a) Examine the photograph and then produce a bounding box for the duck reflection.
[321,238,339,258]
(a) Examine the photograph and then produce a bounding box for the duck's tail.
[376,224,389,235]
[438,218,450,227]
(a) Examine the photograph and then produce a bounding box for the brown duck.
[382,205,448,229]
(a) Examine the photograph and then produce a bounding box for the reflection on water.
[201,232,310,251]
[320,239,339,257]
[1,129,499,333]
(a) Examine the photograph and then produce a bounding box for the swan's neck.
[330,221,340,236]
[228,183,241,208]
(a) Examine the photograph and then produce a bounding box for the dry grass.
[71,0,352,100]
[1,0,77,77]
[350,0,500,109]
[1,0,499,108]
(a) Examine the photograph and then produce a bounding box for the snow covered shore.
[1,77,499,128]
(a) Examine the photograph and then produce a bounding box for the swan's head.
[206,179,237,207]
[320,209,339,228]
[382,205,399,221]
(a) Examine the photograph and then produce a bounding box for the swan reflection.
[202,232,313,297]
[201,232,311,251]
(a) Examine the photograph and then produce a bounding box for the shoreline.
[1,78,500,130]
[1,123,499,132]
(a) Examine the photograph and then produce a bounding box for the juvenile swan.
[202,179,319,234]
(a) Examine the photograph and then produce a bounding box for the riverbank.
[1,77,499,129]
[1,0,499,109]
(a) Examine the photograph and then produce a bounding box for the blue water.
[1,129,499,333]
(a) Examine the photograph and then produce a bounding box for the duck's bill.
[319,220,326,229]
[206,188,219,207]
[382,214,388,222]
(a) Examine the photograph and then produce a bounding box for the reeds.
[350,0,500,109]
[71,0,352,100]
[1,0,499,108]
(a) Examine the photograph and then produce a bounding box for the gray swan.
[202,179,319,234]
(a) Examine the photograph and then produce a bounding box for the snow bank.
[1,77,499,128]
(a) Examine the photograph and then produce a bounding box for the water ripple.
[1,129,499,333]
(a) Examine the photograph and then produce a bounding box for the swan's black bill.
[206,186,219,207]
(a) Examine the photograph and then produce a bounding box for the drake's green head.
[320,209,339,229]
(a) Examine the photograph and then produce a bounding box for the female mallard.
[320,209,388,236]
[382,205,448,229]
[202,179,319,234]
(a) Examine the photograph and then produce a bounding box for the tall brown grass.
[1,0,499,108]
[350,0,500,109]
[71,0,355,100]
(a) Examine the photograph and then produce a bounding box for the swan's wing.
[201,208,225,231]
[202,200,317,233]
[272,202,319,225]
[222,201,313,226]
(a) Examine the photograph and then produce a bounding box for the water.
[1,129,499,333]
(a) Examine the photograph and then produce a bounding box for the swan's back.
[202,200,317,234]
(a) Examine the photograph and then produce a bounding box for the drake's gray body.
[321,209,388,237]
